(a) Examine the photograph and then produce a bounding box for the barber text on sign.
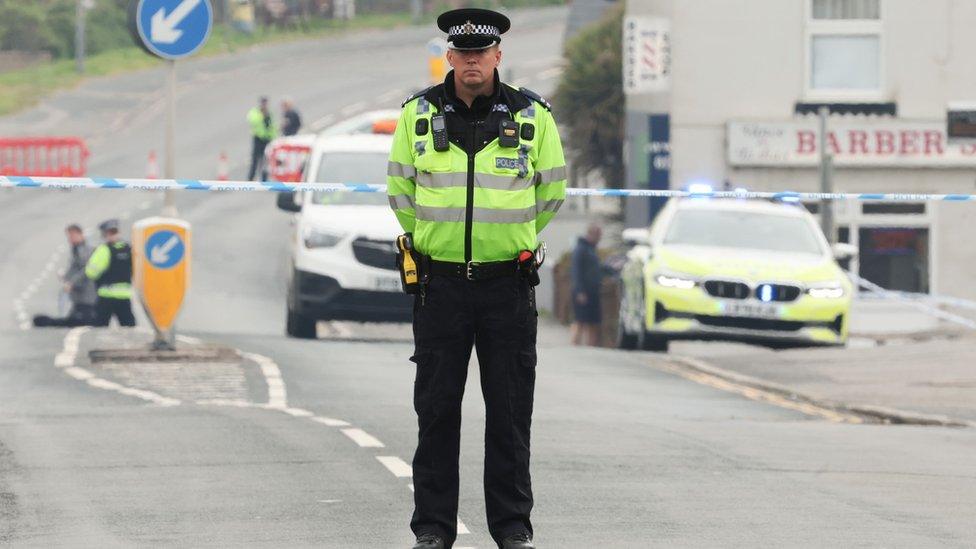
[132,217,191,334]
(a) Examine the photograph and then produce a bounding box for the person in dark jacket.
[281,97,302,136]
[32,224,97,327]
[570,223,603,346]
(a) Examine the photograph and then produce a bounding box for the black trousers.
[248,137,270,181]
[410,275,537,547]
[94,297,136,327]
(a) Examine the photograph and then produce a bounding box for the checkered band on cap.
[449,23,500,37]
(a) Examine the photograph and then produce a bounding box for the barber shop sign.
[728,120,976,167]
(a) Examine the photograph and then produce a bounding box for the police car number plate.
[721,302,780,318]
[374,275,402,292]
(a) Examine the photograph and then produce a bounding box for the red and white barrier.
[0,137,89,177]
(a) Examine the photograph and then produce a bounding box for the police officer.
[247,96,277,181]
[387,8,566,549]
[85,219,136,327]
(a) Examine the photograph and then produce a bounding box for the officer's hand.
[575,292,588,305]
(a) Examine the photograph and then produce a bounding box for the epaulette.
[517,87,552,111]
[401,86,435,108]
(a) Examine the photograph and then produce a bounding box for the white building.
[624,0,976,298]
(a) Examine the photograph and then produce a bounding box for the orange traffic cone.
[147,150,159,180]
[217,151,229,181]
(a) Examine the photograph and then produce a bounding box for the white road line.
[55,327,181,407]
[376,456,412,478]
[310,416,351,427]
[280,407,314,418]
[341,428,385,448]
[175,334,202,345]
[243,351,288,409]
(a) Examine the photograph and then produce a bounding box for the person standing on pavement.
[387,8,567,549]
[570,223,604,346]
[281,97,303,136]
[32,224,97,327]
[247,96,277,181]
[85,220,136,328]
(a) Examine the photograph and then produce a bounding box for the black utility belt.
[429,259,521,281]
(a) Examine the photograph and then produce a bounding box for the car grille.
[352,238,398,271]
[696,315,805,332]
[703,280,802,302]
[703,280,750,299]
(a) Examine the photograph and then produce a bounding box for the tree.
[552,5,624,188]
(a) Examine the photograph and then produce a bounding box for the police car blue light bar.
[3,176,976,202]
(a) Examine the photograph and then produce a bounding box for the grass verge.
[0,12,415,117]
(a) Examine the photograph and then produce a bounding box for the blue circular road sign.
[145,230,186,270]
[132,0,213,60]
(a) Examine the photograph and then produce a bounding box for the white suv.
[277,132,410,338]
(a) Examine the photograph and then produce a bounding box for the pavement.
[2,7,976,548]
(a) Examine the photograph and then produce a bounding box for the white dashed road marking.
[342,428,385,448]
[376,456,413,478]
[54,330,478,541]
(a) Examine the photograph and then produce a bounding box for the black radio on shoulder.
[431,113,450,152]
[499,119,520,148]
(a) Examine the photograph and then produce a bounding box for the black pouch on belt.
[517,250,541,287]
[396,234,424,294]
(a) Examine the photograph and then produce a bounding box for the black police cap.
[437,8,511,51]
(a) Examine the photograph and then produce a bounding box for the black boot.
[501,532,534,549]
[413,533,444,549]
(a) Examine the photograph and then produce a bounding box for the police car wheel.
[286,306,317,339]
[640,331,669,353]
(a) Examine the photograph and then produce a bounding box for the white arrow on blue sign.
[145,230,186,269]
[133,0,213,60]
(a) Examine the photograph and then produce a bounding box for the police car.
[616,192,856,351]
[276,131,410,338]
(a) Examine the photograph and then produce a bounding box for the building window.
[806,0,883,100]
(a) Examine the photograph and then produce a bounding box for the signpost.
[132,218,191,350]
[128,0,213,215]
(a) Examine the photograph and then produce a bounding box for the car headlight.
[654,272,697,289]
[806,283,845,299]
[303,227,346,248]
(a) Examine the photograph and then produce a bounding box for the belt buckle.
[466,261,476,281]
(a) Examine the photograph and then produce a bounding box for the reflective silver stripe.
[388,161,417,179]
[417,98,429,114]
[415,205,537,224]
[475,206,537,224]
[535,166,567,185]
[389,194,416,210]
[416,205,465,222]
[417,171,533,192]
[537,198,564,214]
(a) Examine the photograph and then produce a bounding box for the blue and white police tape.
[4,176,976,202]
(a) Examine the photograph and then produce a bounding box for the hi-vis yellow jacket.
[387,82,567,263]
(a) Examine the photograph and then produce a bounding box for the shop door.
[858,227,929,293]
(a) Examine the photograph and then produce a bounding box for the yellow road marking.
[656,359,864,424]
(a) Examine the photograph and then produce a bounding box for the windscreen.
[312,151,389,206]
[664,208,825,255]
